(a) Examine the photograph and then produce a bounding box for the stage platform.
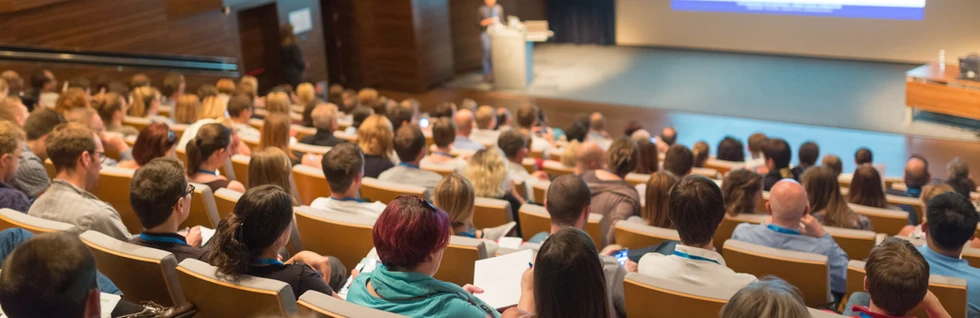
[443,44,980,142]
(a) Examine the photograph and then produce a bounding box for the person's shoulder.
[299,135,314,144]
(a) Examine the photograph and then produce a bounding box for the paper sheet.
[497,237,524,250]
[199,227,216,246]
[473,249,533,309]
[338,257,380,300]
[100,293,121,318]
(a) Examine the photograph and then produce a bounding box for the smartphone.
[614,249,629,266]
[419,117,430,129]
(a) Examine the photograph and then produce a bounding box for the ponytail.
[208,215,252,281]
[186,123,231,177]
[207,185,294,282]
[606,137,639,177]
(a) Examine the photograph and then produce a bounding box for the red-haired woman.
[347,195,499,317]
[118,123,177,170]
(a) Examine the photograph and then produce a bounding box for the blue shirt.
[453,136,486,151]
[917,245,980,317]
[731,223,849,294]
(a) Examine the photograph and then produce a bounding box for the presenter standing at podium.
[479,0,504,82]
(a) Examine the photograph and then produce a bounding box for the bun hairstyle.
[606,137,639,177]
[722,169,763,217]
[208,185,294,281]
[185,123,231,177]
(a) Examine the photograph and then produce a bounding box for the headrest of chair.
[723,240,829,264]
[177,258,295,299]
[298,291,407,317]
[616,222,680,239]
[0,208,74,232]
[361,178,426,193]
[295,206,377,227]
[624,272,736,300]
[80,230,175,262]
[214,188,244,201]
[292,164,324,176]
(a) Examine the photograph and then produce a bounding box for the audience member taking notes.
[128,157,208,262]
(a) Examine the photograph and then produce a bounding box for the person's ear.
[766,202,774,216]
[863,277,868,292]
[803,203,811,216]
[84,288,100,318]
[80,151,92,169]
[921,221,930,235]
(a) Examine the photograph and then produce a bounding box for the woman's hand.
[462,284,485,295]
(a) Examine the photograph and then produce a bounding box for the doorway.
[237,3,283,93]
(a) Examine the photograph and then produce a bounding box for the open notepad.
[473,249,533,309]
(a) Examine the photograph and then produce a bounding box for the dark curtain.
[546,0,615,45]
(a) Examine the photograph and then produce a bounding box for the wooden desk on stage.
[906,63,980,120]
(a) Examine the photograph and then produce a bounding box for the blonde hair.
[198,95,228,120]
[265,92,291,115]
[216,78,236,95]
[296,83,315,106]
[561,141,580,167]
[174,94,200,124]
[463,147,508,198]
[259,113,296,162]
[129,86,160,117]
[248,147,297,205]
[54,88,89,115]
[434,173,476,234]
[0,120,25,156]
[356,115,393,158]
[0,97,27,125]
[239,76,258,94]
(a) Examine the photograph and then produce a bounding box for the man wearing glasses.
[128,157,208,261]
[28,123,131,240]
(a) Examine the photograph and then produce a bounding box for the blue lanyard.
[434,152,453,158]
[331,197,364,203]
[858,312,874,318]
[198,169,217,176]
[907,187,922,197]
[399,162,420,169]
[253,258,284,266]
[673,250,720,265]
[767,224,801,235]
[139,233,187,245]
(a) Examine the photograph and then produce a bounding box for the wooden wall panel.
[414,0,455,89]
[0,0,70,13]
[449,0,547,74]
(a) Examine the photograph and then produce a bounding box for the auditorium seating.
[360,177,425,205]
[0,208,74,233]
[472,197,512,230]
[90,166,141,233]
[43,158,56,179]
[723,240,831,307]
[182,182,221,228]
[297,290,406,318]
[962,246,980,268]
[757,191,770,213]
[290,143,332,155]
[80,231,186,306]
[542,160,574,177]
[213,188,243,221]
[848,203,908,236]
[123,116,151,133]
[625,173,650,187]
[292,165,331,205]
[293,125,316,141]
[690,167,722,179]
[532,180,549,205]
[420,164,456,177]
[623,272,734,318]
[241,135,260,151]
[885,194,925,224]
[517,204,604,248]
[846,260,968,318]
[230,154,251,188]
[713,213,766,253]
[176,258,299,317]
[294,206,376,270]
[334,131,357,142]
[823,226,880,261]
[521,157,536,174]
[614,222,681,250]
[433,236,489,287]
[704,158,744,176]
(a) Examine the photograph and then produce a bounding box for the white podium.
[490,21,552,90]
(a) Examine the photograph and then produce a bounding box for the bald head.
[590,112,605,131]
[454,109,474,136]
[768,180,810,223]
[905,157,930,189]
[575,141,604,174]
[661,127,677,146]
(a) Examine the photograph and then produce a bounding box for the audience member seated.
[11,108,62,198]
[586,112,612,150]
[692,141,709,168]
[173,94,200,125]
[732,180,848,298]
[93,92,138,137]
[745,132,768,172]
[344,106,374,136]
[946,157,976,192]
[655,126,676,154]
[356,115,396,178]
[0,97,28,128]
[0,121,29,212]
[565,120,589,144]
[209,185,347,294]
[762,138,798,191]
[300,103,347,147]
[899,183,955,240]
[354,89,373,113]
[629,128,651,144]
[560,141,580,168]
[886,156,930,224]
[516,105,555,155]
[29,123,130,240]
[346,195,499,317]
[635,176,757,290]
[227,94,260,140]
[496,107,512,131]
[633,139,659,174]
[430,101,457,119]
[130,73,152,91]
[310,143,386,219]
[721,169,763,217]
[855,147,874,166]
[638,172,677,227]
[295,83,317,125]
[574,141,605,175]
[54,87,87,115]
[160,72,185,108]
[848,166,897,210]
[716,136,745,162]
[842,238,951,318]
[792,141,819,176]
[259,113,300,165]
[463,148,524,224]
[379,124,443,199]
[471,105,500,146]
[506,228,612,318]
[583,137,641,246]
[803,166,871,230]
[185,123,246,193]
[65,107,133,167]
[433,173,512,254]
[249,148,300,205]
[130,86,172,125]
[917,192,980,316]
[118,123,177,170]
[452,109,485,151]
[719,277,809,318]
[662,144,694,178]
[264,91,292,115]
[822,154,843,176]
[175,95,221,151]
[21,69,56,111]
[421,117,467,170]
[129,158,207,261]
[499,130,548,185]
[388,99,420,132]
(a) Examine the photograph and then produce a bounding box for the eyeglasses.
[172,184,195,207]
[97,152,107,164]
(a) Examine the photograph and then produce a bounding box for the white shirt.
[309,197,386,220]
[637,244,757,291]
[470,128,500,147]
[420,155,467,172]
[377,164,443,200]
[233,122,261,141]
[507,161,537,203]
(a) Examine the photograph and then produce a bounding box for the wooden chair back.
[824,226,878,261]
[0,208,74,233]
[360,177,425,205]
[434,236,488,287]
[532,181,550,207]
[90,167,141,233]
[213,188,243,222]
[704,158,745,176]
[886,194,925,224]
[182,182,221,228]
[43,158,56,179]
[176,258,298,318]
[521,157,536,174]
[623,272,734,318]
[849,203,908,236]
[420,164,456,178]
[292,165,331,205]
[517,204,603,248]
[724,240,831,307]
[625,173,650,187]
[80,231,185,306]
[297,290,406,318]
[713,213,766,254]
[472,197,512,230]
[231,154,250,188]
[614,221,681,250]
[542,161,574,177]
[294,206,376,270]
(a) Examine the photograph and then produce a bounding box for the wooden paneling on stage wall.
[0,0,327,89]
[449,0,547,74]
